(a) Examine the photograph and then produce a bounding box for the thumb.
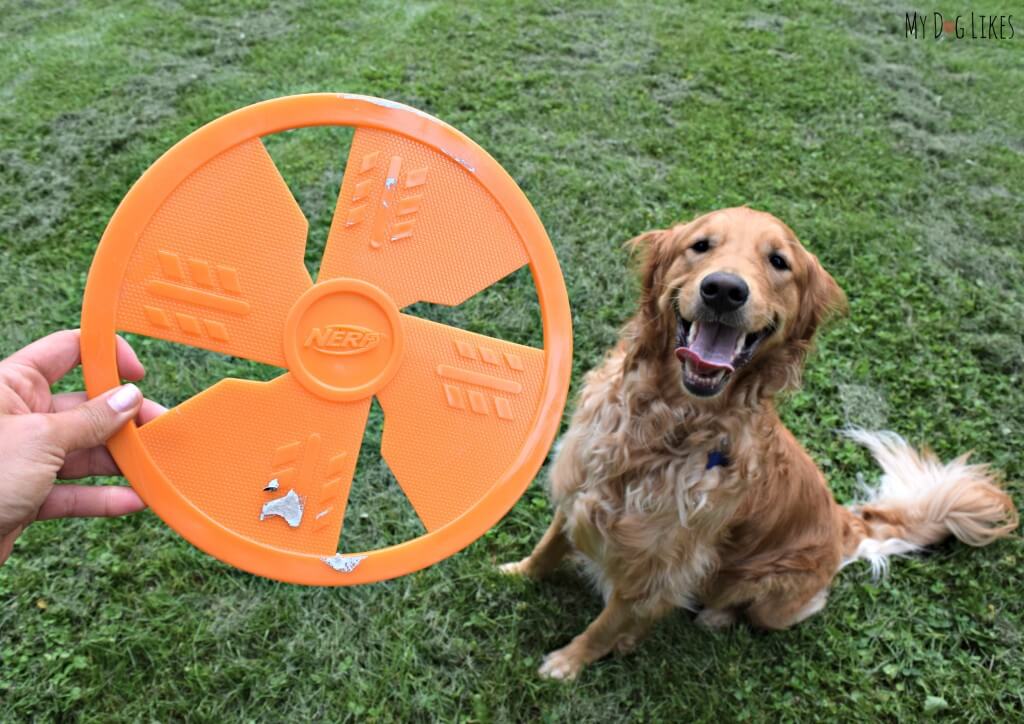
[48,384,143,453]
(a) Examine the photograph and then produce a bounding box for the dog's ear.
[622,228,674,369]
[789,252,847,344]
[627,228,670,320]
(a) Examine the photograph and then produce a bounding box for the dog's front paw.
[613,633,640,655]
[696,607,736,630]
[538,645,585,681]
[498,559,532,577]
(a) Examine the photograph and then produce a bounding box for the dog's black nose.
[700,272,749,313]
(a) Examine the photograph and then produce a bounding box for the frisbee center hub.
[284,279,403,401]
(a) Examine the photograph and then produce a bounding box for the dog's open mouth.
[674,311,774,397]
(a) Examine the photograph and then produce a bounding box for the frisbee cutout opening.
[119,333,283,408]
[339,399,429,552]
[402,267,542,349]
[262,126,354,281]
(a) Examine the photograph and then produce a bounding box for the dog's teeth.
[683,360,728,389]
[733,332,746,357]
[689,321,699,346]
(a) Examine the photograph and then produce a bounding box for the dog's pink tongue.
[675,322,741,372]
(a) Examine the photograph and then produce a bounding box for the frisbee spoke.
[376,315,546,532]
[317,126,530,308]
[115,139,313,367]
[137,373,370,555]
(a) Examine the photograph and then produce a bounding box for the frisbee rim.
[80,93,572,585]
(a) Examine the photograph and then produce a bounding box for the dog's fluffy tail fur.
[841,430,1017,577]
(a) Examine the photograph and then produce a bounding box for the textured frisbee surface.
[80,94,572,585]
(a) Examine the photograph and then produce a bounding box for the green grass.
[1,0,1022,720]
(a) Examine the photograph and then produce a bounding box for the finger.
[0,524,26,564]
[115,335,145,381]
[35,485,146,521]
[58,446,119,479]
[137,398,167,425]
[51,392,167,423]
[50,391,88,412]
[2,330,146,386]
[46,383,143,452]
[52,393,165,478]
[2,329,82,383]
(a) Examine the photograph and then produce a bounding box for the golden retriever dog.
[501,207,1018,680]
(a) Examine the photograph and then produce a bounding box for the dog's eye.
[768,253,790,271]
[690,239,711,253]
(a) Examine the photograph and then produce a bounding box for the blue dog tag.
[706,450,729,470]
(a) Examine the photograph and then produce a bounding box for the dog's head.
[627,207,845,399]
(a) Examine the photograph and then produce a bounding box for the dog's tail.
[840,430,1017,577]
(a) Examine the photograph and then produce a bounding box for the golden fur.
[501,207,1018,680]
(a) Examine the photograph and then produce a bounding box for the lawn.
[1,0,1022,720]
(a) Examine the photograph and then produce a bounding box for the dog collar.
[706,450,730,470]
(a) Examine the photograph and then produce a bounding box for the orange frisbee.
[80,94,572,585]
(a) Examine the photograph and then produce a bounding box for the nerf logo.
[303,325,383,355]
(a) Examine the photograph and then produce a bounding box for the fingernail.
[107,383,141,413]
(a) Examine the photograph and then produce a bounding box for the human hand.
[0,330,165,564]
